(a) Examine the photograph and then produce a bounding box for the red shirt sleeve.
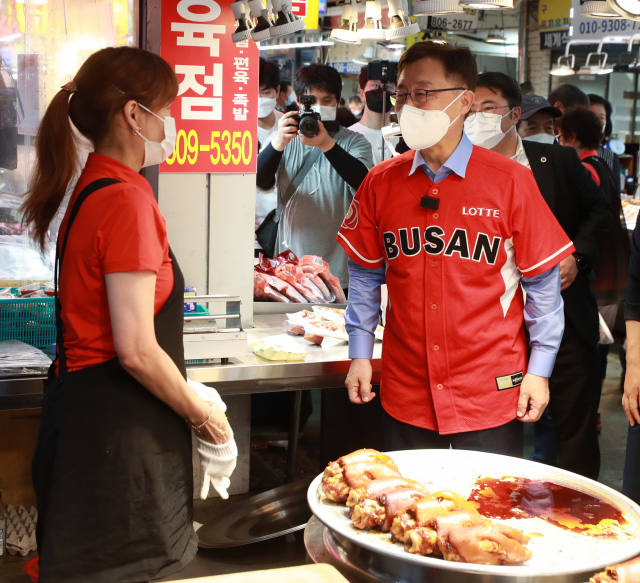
[512,165,575,277]
[97,185,168,274]
[337,170,385,269]
[582,161,601,186]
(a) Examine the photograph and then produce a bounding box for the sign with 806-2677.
[160,0,259,174]
[427,10,479,32]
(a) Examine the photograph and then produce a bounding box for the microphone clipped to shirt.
[420,195,440,210]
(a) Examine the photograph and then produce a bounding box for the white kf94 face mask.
[134,103,177,168]
[464,108,514,149]
[397,90,466,151]
[523,133,556,145]
[258,97,277,118]
[311,104,337,121]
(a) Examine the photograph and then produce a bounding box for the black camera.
[294,95,321,138]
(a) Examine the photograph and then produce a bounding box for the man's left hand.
[299,121,335,152]
[517,373,549,422]
[559,255,578,291]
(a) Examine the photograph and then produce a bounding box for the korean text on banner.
[161,0,259,174]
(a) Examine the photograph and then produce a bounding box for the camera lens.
[299,115,319,137]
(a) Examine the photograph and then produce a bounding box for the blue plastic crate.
[0,296,56,352]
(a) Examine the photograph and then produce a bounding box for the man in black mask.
[349,65,396,166]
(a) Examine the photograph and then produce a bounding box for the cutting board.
[163,564,349,583]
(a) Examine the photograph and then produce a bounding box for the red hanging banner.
[160,0,259,173]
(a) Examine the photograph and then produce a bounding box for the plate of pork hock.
[307,449,640,579]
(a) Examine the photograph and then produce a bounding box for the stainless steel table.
[0,313,383,483]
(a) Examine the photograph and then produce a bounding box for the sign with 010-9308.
[427,12,478,32]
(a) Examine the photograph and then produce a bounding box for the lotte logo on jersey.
[383,226,502,265]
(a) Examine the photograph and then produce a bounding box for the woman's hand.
[193,402,232,445]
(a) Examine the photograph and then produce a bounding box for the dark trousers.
[533,318,601,480]
[623,423,640,505]
[383,410,524,458]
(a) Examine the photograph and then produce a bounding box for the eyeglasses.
[390,87,465,107]
[467,105,513,120]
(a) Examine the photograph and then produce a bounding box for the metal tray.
[308,449,640,580]
[197,479,313,548]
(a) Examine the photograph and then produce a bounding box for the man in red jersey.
[338,42,574,455]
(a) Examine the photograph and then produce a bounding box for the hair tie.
[61,81,77,94]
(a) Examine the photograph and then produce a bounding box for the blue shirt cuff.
[527,348,556,378]
[348,334,375,360]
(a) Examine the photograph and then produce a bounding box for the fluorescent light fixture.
[358,0,386,39]
[331,0,361,44]
[486,29,506,43]
[578,52,613,74]
[582,1,622,17]
[414,0,463,13]
[386,0,420,39]
[607,0,640,19]
[458,0,512,8]
[386,42,405,49]
[550,54,575,76]
[259,39,334,49]
[0,33,21,42]
[353,43,379,64]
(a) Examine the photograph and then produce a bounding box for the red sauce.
[468,477,628,538]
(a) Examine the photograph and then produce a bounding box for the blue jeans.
[623,423,640,505]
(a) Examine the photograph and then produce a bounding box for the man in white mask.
[473,73,610,480]
[339,42,575,458]
[255,58,284,257]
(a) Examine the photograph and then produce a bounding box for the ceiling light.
[582,1,622,17]
[607,0,640,20]
[357,0,386,39]
[0,33,21,43]
[550,54,575,76]
[259,39,334,49]
[458,0,512,8]
[386,42,405,49]
[578,52,613,74]
[353,43,379,65]
[486,28,506,43]
[386,0,420,39]
[231,0,254,42]
[330,0,361,45]
[248,0,273,42]
[414,0,463,13]
[269,0,306,36]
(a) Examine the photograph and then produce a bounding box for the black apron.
[32,178,197,583]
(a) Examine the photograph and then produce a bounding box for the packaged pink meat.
[254,271,290,303]
[265,274,306,303]
[300,256,346,304]
[275,266,319,303]
[300,265,334,302]
[256,251,299,276]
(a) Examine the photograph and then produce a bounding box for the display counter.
[0,314,383,409]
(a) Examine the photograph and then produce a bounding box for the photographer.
[257,64,372,287]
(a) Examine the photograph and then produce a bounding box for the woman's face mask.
[134,103,177,168]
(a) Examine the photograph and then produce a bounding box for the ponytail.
[21,90,78,251]
[21,46,179,251]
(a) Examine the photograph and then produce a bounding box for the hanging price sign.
[160,0,259,173]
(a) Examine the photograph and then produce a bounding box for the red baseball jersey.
[337,146,574,434]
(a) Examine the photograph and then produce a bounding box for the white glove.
[196,431,238,500]
[187,378,226,413]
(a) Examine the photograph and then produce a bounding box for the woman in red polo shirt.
[21,47,231,582]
